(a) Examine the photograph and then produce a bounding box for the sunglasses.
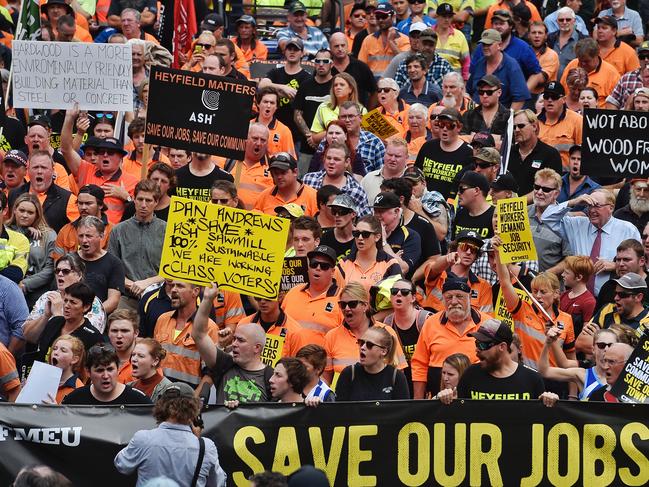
[458,185,475,194]
[55,268,73,275]
[195,43,214,49]
[95,113,114,120]
[352,230,375,239]
[374,13,390,20]
[378,87,396,93]
[640,54,649,61]
[340,300,363,309]
[458,242,480,253]
[437,121,457,130]
[595,342,613,350]
[212,198,230,205]
[309,260,334,271]
[615,291,638,299]
[475,161,496,169]
[97,149,120,156]
[357,339,386,350]
[514,123,529,130]
[478,88,498,96]
[543,93,563,101]
[352,13,367,19]
[331,207,353,216]
[390,288,413,296]
[557,18,572,23]
[476,341,498,351]
[314,58,332,64]
[408,0,426,3]
[533,184,557,193]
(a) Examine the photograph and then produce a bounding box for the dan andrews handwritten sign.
[159,197,289,299]
[11,41,132,111]
[582,108,649,177]
[145,66,256,160]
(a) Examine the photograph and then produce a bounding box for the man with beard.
[594,240,649,310]
[437,319,559,405]
[614,179,649,234]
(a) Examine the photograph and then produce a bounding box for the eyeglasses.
[595,342,614,350]
[390,288,413,296]
[476,341,498,351]
[331,207,353,216]
[458,185,475,194]
[55,268,73,275]
[408,0,426,3]
[352,13,367,19]
[615,290,638,299]
[478,88,498,96]
[211,198,230,205]
[601,358,626,366]
[309,260,334,271]
[458,242,480,253]
[314,58,332,64]
[587,203,612,210]
[352,230,375,239]
[196,43,214,49]
[378,87,396,93]
[95,113,114,120]
[357,339,386,350]
[340,300,363,309]
[374,13,391,20]
[475,161,497,169]
[533,184,557,193]
[437,120,457,130]
[543,93,563,101]
[557,18,572,23]
[514,123,530,130]
[339,114,358,120]
[97,149,119,156]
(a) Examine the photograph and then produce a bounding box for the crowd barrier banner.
[0,401,647,486]
[159,197,290,299]
[582,108,649,178]
[145,66,256,160]
[11,41,133,111]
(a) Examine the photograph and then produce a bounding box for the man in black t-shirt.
[414,108,474,200]
[175,153,234,202]
[438,319,559,406]
[452,171,495,240]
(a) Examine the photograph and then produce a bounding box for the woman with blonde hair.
[8,193,56,307]
[433,353,471,400]
[50,334,87,403]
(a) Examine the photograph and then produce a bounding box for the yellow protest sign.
[361,108,399,139]
[495,287,531,331]
[260,332,286,368]
[159,196,290,299]
[496,197,537,264]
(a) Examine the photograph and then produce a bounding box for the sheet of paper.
[16,361,62,404]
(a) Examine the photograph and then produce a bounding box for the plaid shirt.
[472,238,539,285]
[276,26,329,57]
[606,69,645,108]
[316,130,385,173]
[302,171,371,217]
[394,53,454,89]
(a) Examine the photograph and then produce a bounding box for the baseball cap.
[275,203,305,218]
[544,81,565,97]
[614,272,648,290]
[409,21,428,34]
[307,245,337,265]
[436,3,454,16]
[595,15,617,29]
[328,194,358,213]
[288,1,307,13]
[419,28,437,43]
[512,2,531,22]
[469,319,513,345]
[285,37,304,50]
[96,137,128,156]
[459,170,490,194]
[477,74,502,89]
[372,191,401,209]
[455,229,484,248]
[472,132,496,148]
[269,152,297,171]
[492,9,513,23]
[200,13,224,31]
[28,114,51,129]
[235,14,256,26]
[2,149,28,167]
[438,107,461,122]
[160,382,195,399]
[479,29,502,45]
[634,87,649,99]
[375,3,395,15]
[403,166,425,182]
[491,172,519,193]
[442,278,471,294]
[637,40,649,53]
[474,147,500,166]
[420,191,444,218]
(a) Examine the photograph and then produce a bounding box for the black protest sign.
[281,257,309,293]
[145,66,256,159]
[610,335,649,403]
[582,108,649,178]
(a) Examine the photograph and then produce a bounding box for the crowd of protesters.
[0,0,648,484]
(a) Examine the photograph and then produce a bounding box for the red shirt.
[560,289,596,329]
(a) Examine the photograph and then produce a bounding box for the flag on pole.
[15,0,41,40]
[172,0,197,68]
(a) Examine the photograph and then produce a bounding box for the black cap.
[284,37,304,50]
[438,107,461,122]
[544,81,565,97]
[595,15,618,30]
[442,278,471,294]
[236,15,256,26]
[288,1,307,13]
[459,170,490,194]
[2,150,28,167]
[96,137,128,156]
[455,229,484,248]
[477,74,502,89]
[436,3,454,16]
[269,152,297,171]
[288,465,329,487]
[490,171,519,192]
[492,9,513,23]
[307,245,337,265]
[512,2,532,22]
[82,136,103,151]
[201,13,224,31]
[78,184,105,203]
[472,132,496,148]
[28,114,51,130]
[469,319,513,345]
[372,191,401,209]
[41,0,74,16]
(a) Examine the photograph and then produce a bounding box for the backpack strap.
[224,158,238,173]
[191,437,205,487]
[392,367,397,387]
[416,309,432,332]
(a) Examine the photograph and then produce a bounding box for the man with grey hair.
[440,72,472,111]
[119,8,157,43]
[590,342,635,402]
[192,284,272,406]
[547,6,587,79]
[545,0,589,36]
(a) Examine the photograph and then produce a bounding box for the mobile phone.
[194,45,203,54]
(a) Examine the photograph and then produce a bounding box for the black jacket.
[9,182,73,233]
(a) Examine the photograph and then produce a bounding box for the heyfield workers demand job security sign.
[11,41,133,111]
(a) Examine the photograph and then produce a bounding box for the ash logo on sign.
[201,90,220,111]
